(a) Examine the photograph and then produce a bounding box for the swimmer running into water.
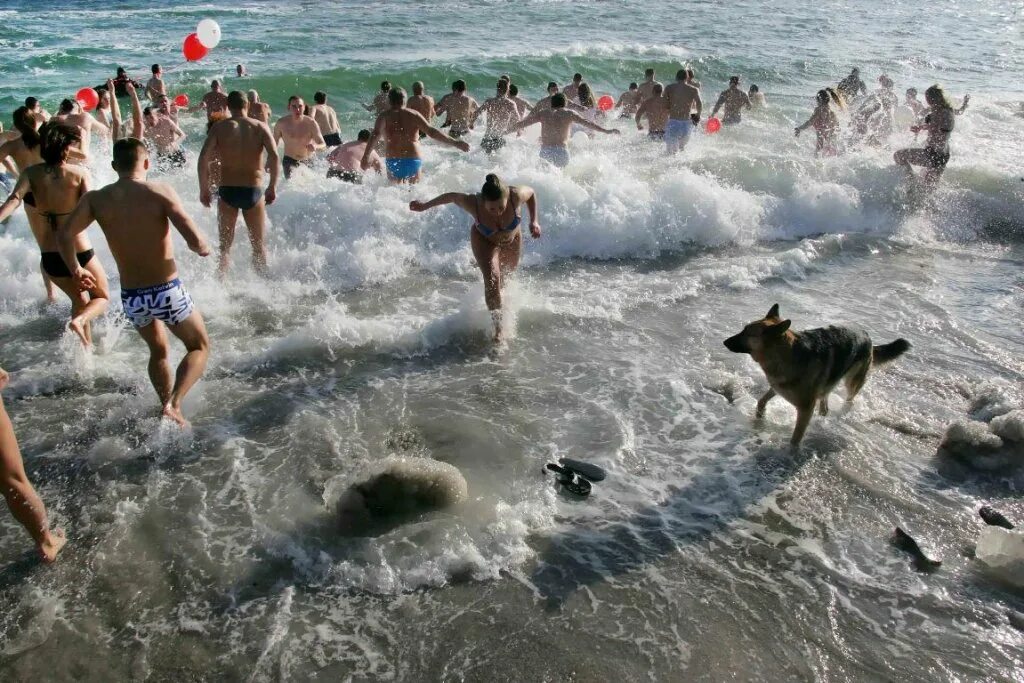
[361,87,470,184]
[410,174,541,343]
[795,88,845,156]
[894,84,956,188]
[512,93,619,168]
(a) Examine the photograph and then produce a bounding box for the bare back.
[664,81,701,119]
[23,164,90,251]
[536,109,581,146]
[0,138,42,173]
[444,94,477,134]
[380,108,431,158]
[408,94,435,121]
[311,104,339,135]
[209,117,272,186]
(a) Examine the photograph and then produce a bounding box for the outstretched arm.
[419,112,470,151]
[512,111,542,132]
[0,172,29,223]
[57,192,97,289]
[408,192,473,213]
[260,123,280,204]
[163,185,211,256]
[569,111,619,135]
[0,141,18,177]
[470,100,489,127]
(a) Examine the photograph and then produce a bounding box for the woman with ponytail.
[794,88,845,156]
[409,173,541,343]
[0,122,108,346]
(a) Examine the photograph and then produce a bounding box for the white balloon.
[196,19,222,49]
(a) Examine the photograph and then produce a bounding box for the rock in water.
[976,527,1024,589]
[336,456,468,535]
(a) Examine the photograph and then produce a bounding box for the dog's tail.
[873,338,911,365]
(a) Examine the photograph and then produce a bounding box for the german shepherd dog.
[724,304,910,446]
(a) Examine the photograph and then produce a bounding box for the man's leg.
[136,320,174,407]
[217,199,240,278]
[163,311,210,427]
[241,201,269,276]
[0,396,65,562]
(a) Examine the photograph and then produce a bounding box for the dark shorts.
[449,128,469,139]
[40,249,94,278]
[323,132,342,147]
[157,148,187,169]
[219,186,263,211]
[647,130,665,141]
[283,156,312,179]
[481,136,506,153]
[902,147,950,169]
[327,169,363,184]
[23,191,35,207]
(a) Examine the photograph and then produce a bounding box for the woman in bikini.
[795,88,846,156]
[409,174,541,343]
[0,123,109,346]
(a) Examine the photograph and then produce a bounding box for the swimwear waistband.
[121,278,183,298]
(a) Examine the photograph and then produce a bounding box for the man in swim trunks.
[364,82,392,115]
[327,129,381,183]
[199,91,280,277]
[143,106,186,169]
[361,87,470,184]
[635,83,669,139]
[246,90,272,124]
[311,91,342,147]
[616,83,643,117]
[197,80,229,123]
[434,80,478,139]
[663,69,703,154]
[407,82,436,124]
[512,93,620,168]
[563,73,583,102]
[146,64,166,103]
[472,79,521,153]
[59,138,211,428]
[710,76,752,125]
[637,68,661,100]
[508,84,532,118]
[273,95,326,179]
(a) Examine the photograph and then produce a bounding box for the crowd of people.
[0,60,967,563]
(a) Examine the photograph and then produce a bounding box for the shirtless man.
[59,138,211,427]
[53,98,109,163]
[710,76,752,125]
[236,64,247,78]
[663,69,702,154]
[143,106,186,168]
[146,64,166,102]
[361,87,470,184]
[199,91,280,276]
[748,85,766,108]
[637,68,661,99]
[247,90,272,124]
[364,82,392,115]
[311,91,342,147]
[274,95,326,179]
[407,82,435,123]
[198,80,229,123]
[512,93,620,168]
[534,82,585,113]
[472,80,521,153]
[508,84,532,118]
[327,129,382,183]
[434,80,478,138]
[635,84,669,140]
[616,83,643,117]
[563,73,583,102]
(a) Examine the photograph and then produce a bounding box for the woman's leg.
[69,257,110,346]
[470,229,504,341]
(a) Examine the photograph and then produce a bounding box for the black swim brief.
[326,169,363,184]
[323,132,342,147]
[40,249,94,278]
[218,186,263,211]
[282,156,312,179]
[481,136,506,153]
[23,191,35,207]
[157,148,187,168]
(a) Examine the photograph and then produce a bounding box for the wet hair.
[645,68,655,77]
[151,64,160,74]
[480,173,509,202]
[12,107,40,149]
[851,67,860,75]
[676,69,687,81]
[572,73,583,82]
[629,82,638,90]
[143,106,154,117]
[749,84,760,93]
[453,79,467,93]
[212,79,221,89]
[906,87,918,97]
[288,95,302,105]
[496,79,509,95]
[40,123,80,167]
[314,91,327,104]
[58,99,76,114]
[112,137,148,172]
[117,67,127,77]
[412,81,424,95]
[924,84,952,109]
[547,82,558,93]
[578,83,595,108]
[227,90,248,111]
[878,74,893,88]
[236,64,245,74]
[509,84,519,97]
[729,76,740,86]
[498,75,511,84]
[551,93,567,109]
[381,81,391,92]
[357,129,371,142]
[25,97,38,109]
[653,84,664,96]
[389,87,406,106]
[817,87,846,109]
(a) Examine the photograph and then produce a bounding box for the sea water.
[1,0,1023,680]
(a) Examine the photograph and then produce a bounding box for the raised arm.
[162,185,210,256]
[956,94,970,115]
[126,82,143,139]
[197,126,218,207]
[57,191,97,290]
[408,192,474,214]
[260,123,280,204]
[107,80,123,141]
[0,172,29,223]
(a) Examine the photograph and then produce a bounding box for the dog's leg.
[791,404,815,448]
[756,388,776,418]
[819,396,829,416]
[844,360,871,406]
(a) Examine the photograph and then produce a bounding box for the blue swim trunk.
[385,157,423,180]
[539,145,570,168]
[665,118,693,144]
[121,278,195,328]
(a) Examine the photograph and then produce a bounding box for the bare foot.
[39,528,67,564]
[162,403,190,428]
[68,318,89,348]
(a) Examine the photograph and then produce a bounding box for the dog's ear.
[768,319,791,335]
[766,303,780,319]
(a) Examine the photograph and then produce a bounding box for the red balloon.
[75,87,99,112]
[182,33,209,62]
[597,95,614,112]
[174,94,190,107]
[705,117,722,134]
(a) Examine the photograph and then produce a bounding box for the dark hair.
[357,129,371,142]
[551,93,567,108]
[453,79,466,92]
[629,82,638,90]
[389,87,406,106]
[40,122,81,167]
[729,76,740,85]
[25,97,38,108]
[676,69,687,81]
[653,84,664,96]
[924,84,952,109]
[151,64,160,74]
[288,95,302,104]
[227,91,248,110]
[112,137,148,171]
[578,83,595,108]
[117,67,127,77]
[498,75,511,83]
[59,99,75,114]
[496,80,509,95]
[749,84,760,93]
[547,81,557,91]
[212,79,221,89]
[143,106,154,116]
[509,84,519,97]
[481,173,509,202]
[573,73,583,82]
[645,68,655,77]
[314,91,327,104]
[381,81,391,92]
[412,81,424,94]
[12,107,40,149]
